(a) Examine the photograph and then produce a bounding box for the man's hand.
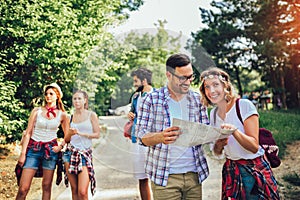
[161,126,181,144]
[127,111,135,121]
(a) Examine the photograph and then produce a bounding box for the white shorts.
[131,142,149,180]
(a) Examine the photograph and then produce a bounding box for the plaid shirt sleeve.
[136,94,154,139]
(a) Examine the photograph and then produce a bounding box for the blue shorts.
[23,146,58,170]
[62,150,87,166]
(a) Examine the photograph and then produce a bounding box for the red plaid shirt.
[222,156,279,200]
[16,138,63,186]
[64,144,96,196]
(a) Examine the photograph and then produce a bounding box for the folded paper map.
[172,118,235,147]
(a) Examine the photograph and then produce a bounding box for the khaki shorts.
[151,172,202,200]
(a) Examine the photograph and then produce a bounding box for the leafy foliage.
[110,20,182,107]
[0,79,27,143]
[191,0,300,108]
[1,0,142,108]
[0,0,143,141]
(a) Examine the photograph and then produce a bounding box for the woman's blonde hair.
[199,67,236,107]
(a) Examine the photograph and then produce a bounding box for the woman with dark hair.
[200,67,279,200]
[16,83,69,200]
[63,90,100,200]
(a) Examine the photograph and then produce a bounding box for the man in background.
[127,68,153,200]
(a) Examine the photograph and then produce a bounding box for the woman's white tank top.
[70,112,93,150]
[31,108,62,142]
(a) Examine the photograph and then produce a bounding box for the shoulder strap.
[213,107,218,125]
[70,114,73,124]
[235,98,243,124]
[88,111,92,120]
[37,107,42,114]
[56,110,62,118]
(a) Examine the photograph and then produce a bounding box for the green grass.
[258,109,300,199]
[259,109,300,158]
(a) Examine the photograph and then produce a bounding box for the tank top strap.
[88,111,92,120]
[37,107,42,115]
[56,110,62,120]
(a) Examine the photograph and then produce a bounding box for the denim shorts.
[23,146,58,170]
[238,165,259,200]
[62,150,87,166]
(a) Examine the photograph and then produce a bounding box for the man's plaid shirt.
[136,86,209,186]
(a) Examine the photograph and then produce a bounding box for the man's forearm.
[141,132,164,146]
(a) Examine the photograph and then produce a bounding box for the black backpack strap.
[70,114,73,124]
[235,98,243,124]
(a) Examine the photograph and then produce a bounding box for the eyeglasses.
[169,71,195,83]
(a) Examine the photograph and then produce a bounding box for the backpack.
[236,98,281,168]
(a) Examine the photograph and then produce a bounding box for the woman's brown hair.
[44,86,65,111]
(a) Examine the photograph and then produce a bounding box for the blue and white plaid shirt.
[136,86,209,186]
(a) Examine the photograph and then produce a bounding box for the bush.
[0,81,27,143]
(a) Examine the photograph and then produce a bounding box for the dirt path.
[272,141,300,199]
[1,141,299,199]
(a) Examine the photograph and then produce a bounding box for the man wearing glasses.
[135,53,209,200]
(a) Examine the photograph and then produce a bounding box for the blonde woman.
[63,90,100,200]
[199,68,279,200]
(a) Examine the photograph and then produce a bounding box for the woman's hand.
[52,145,62,153]
[221,123,237,131]
[69,128,78,136]
[213,138,228,155]
[18,154,26,167]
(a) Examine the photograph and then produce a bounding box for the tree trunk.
[235,66,243,96]
[279,65,287,109]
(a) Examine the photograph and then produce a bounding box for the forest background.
[0,0,299,143]
[0,0,300,198]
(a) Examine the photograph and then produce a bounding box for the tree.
[189,3,248,95]
[0,0,144,140]
[109,20,182,107]
[0,0,143,107]
[0,67,27,143]
[191,0,300,108]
